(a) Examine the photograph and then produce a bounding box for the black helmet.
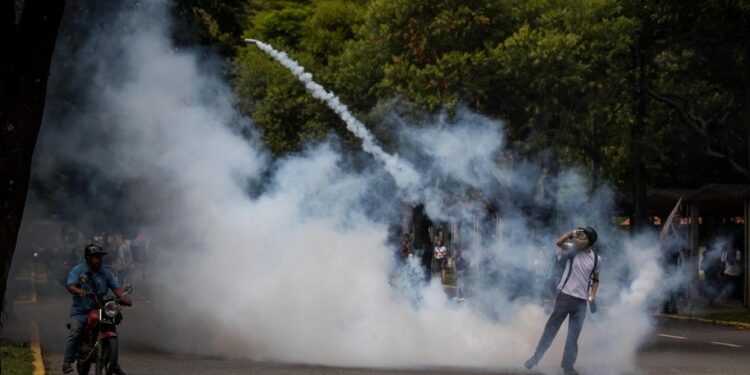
[84,243,108,259]
[579,226,598,245]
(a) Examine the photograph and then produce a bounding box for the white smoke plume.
[245,38,421,199]
[27,1,673,374]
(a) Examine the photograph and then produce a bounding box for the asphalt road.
[6,270,749,375]
[636,318,749,374]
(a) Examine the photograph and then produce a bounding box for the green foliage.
[249,5,313,47]
[234,0,367,155]
[634,0,750,186]
[172,0,249,54]
[362,0,510,111]
[480,0,638,192]
[301,1,364,59]
[227,0,750,193]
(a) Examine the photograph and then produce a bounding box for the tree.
[359,0,511,112]
[0,0,66,331]
[171,0,249,56]
[230,0,749,230]
[233,0,367,156]
[480,0,636,222]
[643,1,750,182]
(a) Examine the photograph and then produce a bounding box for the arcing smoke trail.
[244,39,421,197]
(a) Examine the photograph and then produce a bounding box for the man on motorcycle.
[63,244,133,374]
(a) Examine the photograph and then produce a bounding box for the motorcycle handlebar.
[80,292,132,308]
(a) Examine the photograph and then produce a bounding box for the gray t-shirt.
[557,249,601,300]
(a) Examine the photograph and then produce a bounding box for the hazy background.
[15,1,677,374]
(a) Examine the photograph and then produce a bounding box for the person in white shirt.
[434,239,449,282]
[525,226,601,375]
[719,243,743,300]
[112,233,133,285]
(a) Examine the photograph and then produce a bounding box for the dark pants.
[63,318,87,362]
[721,275,742,300]
[531,293,587,369]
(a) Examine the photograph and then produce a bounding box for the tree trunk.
[745,15,750,175]
[630,29,650,233]
[0,0,66,323]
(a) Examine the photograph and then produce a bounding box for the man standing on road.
[719,241,743,301]
[524,226,601,375]
[112,233,133,285]
[434,239,449,282]
[62,244,132,374]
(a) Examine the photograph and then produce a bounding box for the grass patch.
[704,311,750,324]
[1,344,34,375]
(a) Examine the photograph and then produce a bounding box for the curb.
[30,320,46,375]
[23,268,46,374]
[655,313,750,330]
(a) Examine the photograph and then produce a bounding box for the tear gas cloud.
[29,1,674,373]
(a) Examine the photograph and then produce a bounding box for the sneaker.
[524,356,539,369]
[62,361,74,374]
[563,366,580,375]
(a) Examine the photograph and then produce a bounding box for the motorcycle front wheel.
[76,357,92,375]
[95,337,119,375]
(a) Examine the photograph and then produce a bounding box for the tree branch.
[646,85,750,180]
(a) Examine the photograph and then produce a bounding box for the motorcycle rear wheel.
[95,338,119,375]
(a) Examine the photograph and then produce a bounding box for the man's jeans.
[63,318,87,362]
[531,292,587,369]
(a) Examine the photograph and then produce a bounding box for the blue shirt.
[66,263,120,321]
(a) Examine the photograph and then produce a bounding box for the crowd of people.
[35,225,154,287]
[395,233,470,302]
[394,231,569,302]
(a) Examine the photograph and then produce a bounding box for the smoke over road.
[27,1,670,373]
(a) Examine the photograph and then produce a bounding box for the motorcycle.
[71,274,132,375]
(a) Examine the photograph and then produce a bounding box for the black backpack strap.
[588,251,599,291]
[560,255,575,290]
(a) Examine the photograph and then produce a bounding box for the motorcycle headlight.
[104,301,119,318]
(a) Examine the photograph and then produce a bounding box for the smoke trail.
[244,39,421,198]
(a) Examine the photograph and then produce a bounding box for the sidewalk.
[656,299,750,329]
